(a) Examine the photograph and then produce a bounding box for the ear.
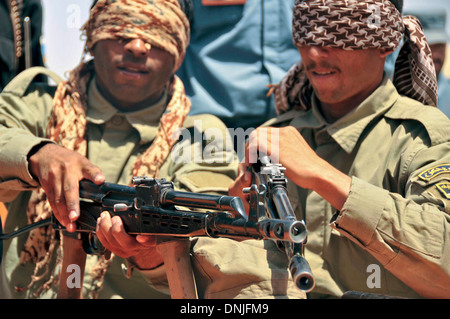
[380,48,394,59]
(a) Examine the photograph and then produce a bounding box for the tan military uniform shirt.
[0,67,304,299]
[265,75,450,299]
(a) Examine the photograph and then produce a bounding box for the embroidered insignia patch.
[418,164,450,181]
[436,182,450,199]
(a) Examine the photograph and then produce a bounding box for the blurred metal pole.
[24,16,32,69]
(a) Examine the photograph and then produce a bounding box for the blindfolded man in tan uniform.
[230,0,450,299]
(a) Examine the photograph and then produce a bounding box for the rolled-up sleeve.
[331,144,450,298]
[332,177,389,249]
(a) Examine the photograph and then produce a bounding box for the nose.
[124,38,151,57]
[303,45,329,60]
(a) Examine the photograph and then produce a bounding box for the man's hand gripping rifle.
[246,156,315,293]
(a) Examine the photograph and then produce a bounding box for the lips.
[117,63,149,76]
[311,69,337,76]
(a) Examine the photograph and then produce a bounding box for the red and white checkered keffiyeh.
[271,0,438,114]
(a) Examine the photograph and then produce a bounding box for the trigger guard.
[81,232,106,255]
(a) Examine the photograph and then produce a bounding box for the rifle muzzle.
[258,219,307,243]
[289,254,315,293]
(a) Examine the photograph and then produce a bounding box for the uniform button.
[112,115,124,125]
[315,130,332,144]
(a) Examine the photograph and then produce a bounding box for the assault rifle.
[0,178,306,245]
[0,167,314,294]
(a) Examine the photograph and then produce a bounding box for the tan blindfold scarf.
[17,0,191,297]
[271,0,438,115]
[84,0,190,71]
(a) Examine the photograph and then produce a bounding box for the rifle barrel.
[289,253,315,293]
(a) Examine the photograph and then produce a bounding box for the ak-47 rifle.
[0,172,314,294]
[61,176,310,255]
[246,155,315,293]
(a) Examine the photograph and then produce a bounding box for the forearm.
[128,262,170,295]
[331,176,450,298]
[288,156,352,211]
[309,162,352,211]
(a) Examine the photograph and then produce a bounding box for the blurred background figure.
[0,0,45,91]
[404,5,450,116]
[176,0,301,132]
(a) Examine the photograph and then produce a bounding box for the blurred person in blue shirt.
[176,0,301,131]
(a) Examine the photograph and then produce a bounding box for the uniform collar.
[86,76,168,144]
[290,74,399,154]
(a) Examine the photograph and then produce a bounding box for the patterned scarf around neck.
[16,0,191,297]
[271,0,438,115]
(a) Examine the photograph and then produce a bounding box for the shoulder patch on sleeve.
[436,182,450,199]
[418,164,450,181]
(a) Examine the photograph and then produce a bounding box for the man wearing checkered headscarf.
[230,0,450,298]
[271,0,438,114]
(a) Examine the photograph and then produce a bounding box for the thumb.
[82,162,105,185]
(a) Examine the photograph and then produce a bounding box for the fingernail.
[68,222,76,232]
[69,210,79,221]
[95,174,105,183]
[112,216,121,226]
